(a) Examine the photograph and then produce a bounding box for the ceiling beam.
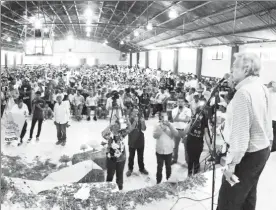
[61,1,76,36]
[158,19,276,48]
[46,1,68,34]
[138,1,254,46]
[106,1,136,39]
[30,1,64,36]
[100,1,120,37]
[94,1,104,38]
[74,1,82,37]
[153,4,276,47]
[111,1,154,41]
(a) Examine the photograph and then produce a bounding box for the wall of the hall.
[1,50,23,67]
[23,40,127,66]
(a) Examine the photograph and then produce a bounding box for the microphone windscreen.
[224,73,231,80]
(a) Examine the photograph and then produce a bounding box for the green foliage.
[80,144,88,152]
[59,155,71,166]
[1,177,9,203]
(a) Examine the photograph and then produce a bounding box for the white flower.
[114,150,121,158]
[111,142,119,150]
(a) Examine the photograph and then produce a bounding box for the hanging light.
[168,10,178,19]
[18,40,22,44]
[67,34,74,41]
[86,19,91,25]
[84,8,93,17]
[86,32,90,37]
[120,40,124,45]
[34,19,42,29]
[86,27,91,33]
[146,23,153,31]
[134,31,139,37]
[7,37,11,42]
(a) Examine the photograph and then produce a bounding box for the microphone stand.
[185,85,221,210]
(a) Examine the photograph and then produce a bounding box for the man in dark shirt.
[139,88,150,120]
[19,78,32,115]
[28,91,45,142]
[186,106,211,176]
[126,107,148,177]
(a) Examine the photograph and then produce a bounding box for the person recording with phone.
[126,107,148,177]
[153,113,178,184]
[185,104,212,177]
[101,115,137,190]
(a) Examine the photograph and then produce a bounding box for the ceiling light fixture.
[86,32,90,37]
[146,23,153,31]
[134,31,139,37]
[7,37,11,42]
[168,10,178,19]
[86,19,91,25]
[34,19,42,29]
[86,27,91,33]
[67,34,74,41]
[84,8,93,17]
[120,40,124,45]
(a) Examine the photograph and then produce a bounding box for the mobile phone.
[163,115,168,121]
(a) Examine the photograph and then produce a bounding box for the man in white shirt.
[72,90,85,121]
[217,52,273,210]
[152,88,167,118]
[171,98,192,165]
[190,93,201,115]
[86,91,97,121]
[11,97,29,146]
[54,95,70,146]
[270,81,276,152]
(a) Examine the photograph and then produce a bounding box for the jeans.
[217,147,270,210]
[29,118,43,138]
[23,99,31,115]
[156,153,172,183]
[106,159,125,190]
[272,121,276,152]
[55,123,67,141]
[173,131,189,163]
[20,121,27,142]
[128,147,145,171]
[186,136,203,176]
[1,104,5,117]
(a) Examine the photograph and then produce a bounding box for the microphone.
[218,73,231,84]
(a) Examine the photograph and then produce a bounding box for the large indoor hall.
[1,1,276,210]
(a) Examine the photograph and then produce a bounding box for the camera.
[111,90,119,108]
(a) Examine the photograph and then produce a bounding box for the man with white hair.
[270,81,276,152]
[217,52,273,210]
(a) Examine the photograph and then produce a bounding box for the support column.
[137,52,140,67]
[21,54,23,65]
[13,54,16,67]
[157,51,161,69]
[231,45,239,67]
[196,48,203,79]
[145,51,149,68]
[173,49,179,74]
[5,53,8,68]
[129,53,132,67]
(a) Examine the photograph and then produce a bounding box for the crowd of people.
[1,60,275,192]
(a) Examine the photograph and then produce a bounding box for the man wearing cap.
[11,96,29,146]
[190,93,201,115]
[28,91,45,142]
